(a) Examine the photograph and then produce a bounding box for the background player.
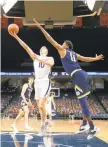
[12,77,34,132]
[33,18,104,139]
[9,32,54,136]
[46,92,56,121]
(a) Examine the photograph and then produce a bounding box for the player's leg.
[36,98,48,136]
[23,105,32,129]
[49,114,52,121]
[34,82,46,134]
[47,104,52,121]
[73,70,99,138]
[79,96,100,139]
[34,80,47,126]
[46,103,52,128]
[34,81,46,126]
[38,98,47,126]
[12,109,24,132]
[35,80,51,135]
[78,96,92,132]
[12,109,24,125]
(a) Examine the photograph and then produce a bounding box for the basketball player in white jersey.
[46,93,56,121]
[9,32,54,135]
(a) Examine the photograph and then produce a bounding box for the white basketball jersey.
[33,56,51,80]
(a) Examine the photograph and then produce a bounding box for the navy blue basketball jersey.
[19,84,33,101]
[24,84,33,98]
[61,49,81,75]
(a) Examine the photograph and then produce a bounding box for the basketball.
[8,24,19,34]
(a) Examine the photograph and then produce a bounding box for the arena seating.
[4,93,39,118]
[1,85,18,113]
[2,90,108,119]
[97,94,108,112]
[54,93,107,119]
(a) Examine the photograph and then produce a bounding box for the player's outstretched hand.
[33,18,41,28]
[9,31,18,39]
[95,54,104,61]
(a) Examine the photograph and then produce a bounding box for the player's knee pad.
[79,96,91,117]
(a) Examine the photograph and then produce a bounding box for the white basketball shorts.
[34,79,51,100]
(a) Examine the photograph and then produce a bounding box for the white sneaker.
[75,125,89,134]
[11,124,18,132]
[37,125,46,136]
[87,127,100,140]
[38,120,51,136]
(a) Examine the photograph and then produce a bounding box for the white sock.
[25,124,29,128]
[41,120,45,126]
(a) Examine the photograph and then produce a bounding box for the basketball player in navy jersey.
[12,77,34,132]
[33,19,104,139]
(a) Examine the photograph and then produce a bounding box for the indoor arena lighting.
[2,0,17,14]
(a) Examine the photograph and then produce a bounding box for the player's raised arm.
[33,18,64,52]
[77,54,104,62]
[9,31,37,60]
[9,32,54,67]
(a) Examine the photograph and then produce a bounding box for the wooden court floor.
[0,119,108,143]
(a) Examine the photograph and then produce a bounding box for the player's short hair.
[65,40,73,50]
[40,46,48,55]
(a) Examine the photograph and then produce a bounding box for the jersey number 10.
[39,63,45,68]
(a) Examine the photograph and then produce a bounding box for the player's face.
[28,78,34,85]
[40,46,48,56]
[62,42,68,49]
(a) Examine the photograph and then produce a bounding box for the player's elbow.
[48,62,54,67]
[31,53,37,60]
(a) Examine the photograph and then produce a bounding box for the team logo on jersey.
[75,85,83,96]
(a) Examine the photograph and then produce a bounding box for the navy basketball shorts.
[72,70,90,99]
